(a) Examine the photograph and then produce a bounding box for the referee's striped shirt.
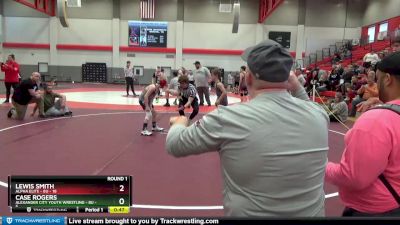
[179,83,198,99]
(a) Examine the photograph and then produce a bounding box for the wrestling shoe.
[7,108,15,118]
[152,126,164,132]
[164,102,170,107]
[141,130,153,136]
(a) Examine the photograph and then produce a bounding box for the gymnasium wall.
[1,0,367,83]
[362,0,400,26]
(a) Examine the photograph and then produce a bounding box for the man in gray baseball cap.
[166,39,329,217]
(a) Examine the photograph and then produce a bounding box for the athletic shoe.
[152,126,164,132]
[164,103,170,107]
[173,100,178,105]
[207,104,211,107]
[64,111,73,117]
[199,103,204,106]
[141,130,153,136]
[3,100,10,104]
[7,108,14,118]
[39,114,47,118]
[133,94,138,97]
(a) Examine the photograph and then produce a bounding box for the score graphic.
[8,176,132,213]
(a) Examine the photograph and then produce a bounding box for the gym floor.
[0,83,351,217]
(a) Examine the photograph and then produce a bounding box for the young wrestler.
[211,68,228,106]
[138,83,164,136]
[238,66,248,102]
[164,71,179,107]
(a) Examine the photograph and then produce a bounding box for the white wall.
[183,22,257,50]
[363,0,400,26]
[120,52,175,69]
[57,50,112,67]
[4,17,49,43]
[304,27,361,54]
[58,19,112,45]
[182,55,245,72]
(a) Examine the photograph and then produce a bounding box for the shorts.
[139,100,153,110]
[240,88,248,96]
[159,80,167,88]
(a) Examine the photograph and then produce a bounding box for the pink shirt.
[326,99,400,213]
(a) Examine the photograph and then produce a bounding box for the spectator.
[328,69,341,91]
[32,83,72,117]
[363,50,380,68]
[7,72,44,120]
[392,36,400,52]
[332,54,341,64]
[193,61,211,106]
[166,40,329,217]
[227,72,234,92]
[349,71,378,117]
[306,68,319,92]
[187,70,195,86]
[341,66,355,94]
[316,71,330,92]
[232,72,239,94]
[1,54,20,104]
[325,51,400,216]
[328,92,348,122]
[295,68,306,86]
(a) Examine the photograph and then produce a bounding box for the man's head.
[335,92,343,103]
[367,71,376,84]
[392,36,400,52]
[240,66,246,72]
[42,83,54,94]
[7,54,15,62]
[295,68,302,76]
[178,75,190,89]
[241,39,293,96]
[376,51,400,102]
[194,61,201,69]
[211,68,221,82]
[31,72,41,82]
[126,61,131,67]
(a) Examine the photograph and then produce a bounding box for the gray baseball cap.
[241,39,293,82]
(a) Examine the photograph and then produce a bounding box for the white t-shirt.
[228,74,234,85]
[363,53,379,64]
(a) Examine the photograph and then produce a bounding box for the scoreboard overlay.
[8,176,132,213]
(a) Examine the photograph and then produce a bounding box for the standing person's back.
[193,64,210,88]
[217,90,328,216]
[166,40,329,217]
[193,61,211,106]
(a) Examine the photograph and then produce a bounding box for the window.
[368,26,376,43]
[379,22,388,33]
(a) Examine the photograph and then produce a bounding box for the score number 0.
[119,185,125,205]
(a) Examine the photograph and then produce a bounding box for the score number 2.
[119,185,126,205]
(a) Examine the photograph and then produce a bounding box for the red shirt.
[1,61,20,83]
[326,100,400,213]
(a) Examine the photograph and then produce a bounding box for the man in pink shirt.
[326,51,400,216]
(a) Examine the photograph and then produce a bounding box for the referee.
[168,75,199,122]
[124,61,137,97]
